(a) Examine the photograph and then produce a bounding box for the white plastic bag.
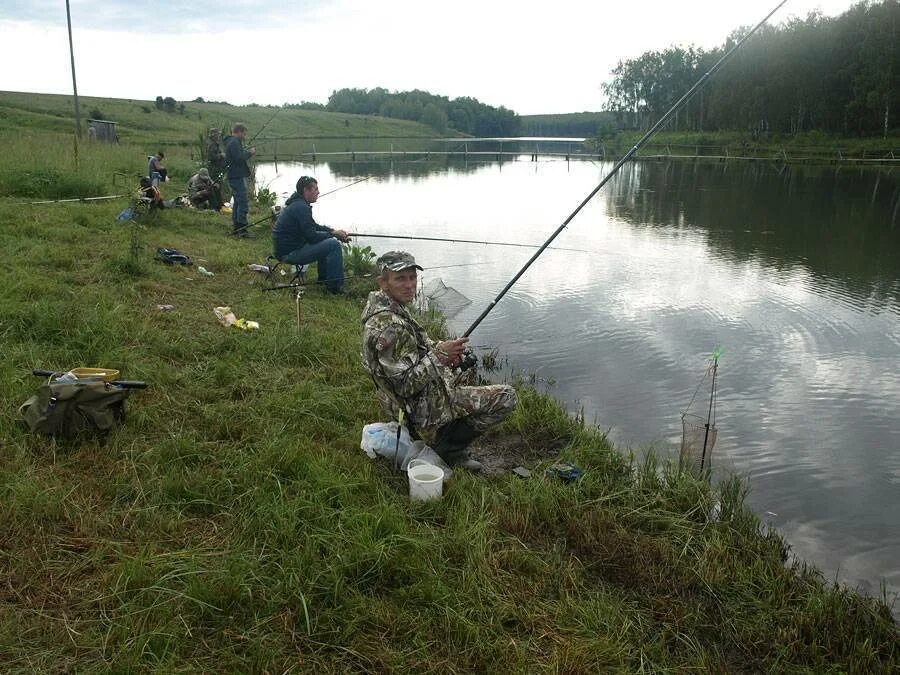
[359,422,452,478]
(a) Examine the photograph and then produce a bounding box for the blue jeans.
[281,238,344,291]
[228,177,248,230]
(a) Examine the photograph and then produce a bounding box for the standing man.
[206,128,227,183]
[272,176,349,294]
[225,123,255,237]
[361,251,518,471]
[148,151,166,187]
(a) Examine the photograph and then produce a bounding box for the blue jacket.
[225,136,251,179]
[272,192,334,259]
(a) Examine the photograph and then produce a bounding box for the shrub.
[342,243,377,277]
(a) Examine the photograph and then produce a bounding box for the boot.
[434,418,483,472]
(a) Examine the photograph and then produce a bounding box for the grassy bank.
[1,96,898,670]
[592,129,900,162]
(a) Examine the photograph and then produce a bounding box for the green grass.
[0,94,897,671]
[0,90,447,146]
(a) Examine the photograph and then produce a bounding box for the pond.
[256,154,900,611]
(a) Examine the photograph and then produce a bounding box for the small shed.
[86,119,118,142]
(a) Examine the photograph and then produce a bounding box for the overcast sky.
[0,0,861,115]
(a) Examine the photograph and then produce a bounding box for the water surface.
[257,156,900,610]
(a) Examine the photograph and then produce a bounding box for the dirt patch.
[468,432,564,477]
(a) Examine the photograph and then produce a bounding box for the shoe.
[233,230,256,239]
[454,458,483,473]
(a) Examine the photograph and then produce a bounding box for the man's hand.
[435,337,469,366]
[333,229,350,242]
[248,147,256,156]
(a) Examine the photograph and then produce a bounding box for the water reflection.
[256,156,900,611]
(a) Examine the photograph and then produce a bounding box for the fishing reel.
[458,348,478,372]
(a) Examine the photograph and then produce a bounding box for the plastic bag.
[360,422,452,477]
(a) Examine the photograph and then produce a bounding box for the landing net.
[679,351,720,474]
[420,278,471,319]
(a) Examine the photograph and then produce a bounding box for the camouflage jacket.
[207,140,226,176]
[187,174,213,200]
[361,290,459,436]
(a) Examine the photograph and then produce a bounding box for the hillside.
[0,90,444,145]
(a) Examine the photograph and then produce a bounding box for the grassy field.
[0,94,898,671]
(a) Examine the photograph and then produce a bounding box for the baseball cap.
[376,250,424,272]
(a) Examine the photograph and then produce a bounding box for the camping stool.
[265,256,307,288]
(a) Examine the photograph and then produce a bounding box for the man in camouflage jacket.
[361,251,517,470]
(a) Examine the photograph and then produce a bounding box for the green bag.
[19,380,132,438]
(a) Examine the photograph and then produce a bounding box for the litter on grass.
[214,306,259,330]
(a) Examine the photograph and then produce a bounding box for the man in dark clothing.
[272,176,350,294]
[225,123,255,237]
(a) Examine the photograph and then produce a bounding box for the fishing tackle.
[349,232,587,253]
[29,194,126,205]
[463,0,788,338]
[247,106,285,146]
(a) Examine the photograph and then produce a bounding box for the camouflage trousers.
[409,384,517,444]
[375,381,517,444]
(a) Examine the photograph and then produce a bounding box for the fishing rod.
[231,177,374,235]
[349,232,589,253]
[247,106,285,146]
[319,177,372,197]
[462,0,787,338]
[29,194,127,205]
[260,260,489,291]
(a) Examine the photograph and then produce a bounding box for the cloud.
[0,0,333,34]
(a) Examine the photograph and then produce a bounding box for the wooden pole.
[65,0,82,140]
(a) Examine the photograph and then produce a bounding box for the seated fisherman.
[148,151,166,187]
[138,176,164,210]
[361,251,518,472]
[187,168,221,210]
[272,175,350,294]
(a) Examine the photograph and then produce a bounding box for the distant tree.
[178,103,186,114]
[602,0,898,137]
[163,96,177,113]
[326,87,521,135]
[89,108,104,120]
[192,96,205,103]
[155,96,164,110]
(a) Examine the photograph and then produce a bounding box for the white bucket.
[407,459,444,502]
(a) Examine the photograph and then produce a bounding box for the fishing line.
[319,177,372,197]
[349,232,589,253]
[462,0,788,338]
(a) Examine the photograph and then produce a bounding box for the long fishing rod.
[319,177,372,197]
[232,177,373,235]
[260,260,489,291]
[247,106,285,146]
[349,232,589,253]
[29,194,127,205]
[462,0,787,338]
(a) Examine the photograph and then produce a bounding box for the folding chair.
[265,255,308,288]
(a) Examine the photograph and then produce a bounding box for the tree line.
[603,0,897,138]
[315,88,521,136]
[520,112,617,137]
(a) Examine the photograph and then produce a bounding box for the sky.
[0,0,862,115]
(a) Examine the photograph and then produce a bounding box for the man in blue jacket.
[225,123,255,237]
[272,176,350,294]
